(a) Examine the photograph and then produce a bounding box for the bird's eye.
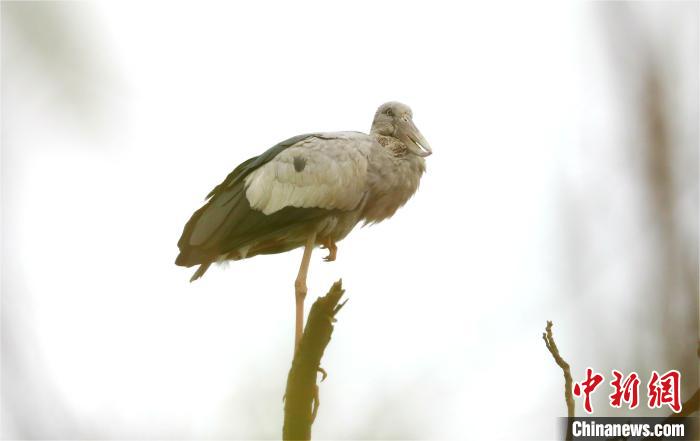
[384,108,393,117]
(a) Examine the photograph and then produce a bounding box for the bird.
[175,101,432,351]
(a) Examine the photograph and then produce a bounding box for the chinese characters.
[572,368,681,413]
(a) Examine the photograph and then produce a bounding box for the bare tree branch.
[543,321,575,418]
[543,321,574,441]
[283,280,347,441]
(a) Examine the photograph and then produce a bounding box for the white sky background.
[2,2,697,440]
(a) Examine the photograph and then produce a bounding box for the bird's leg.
[320,238,337,262]
[294,233,316,353]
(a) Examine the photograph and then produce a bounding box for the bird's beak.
[406,120,433,157]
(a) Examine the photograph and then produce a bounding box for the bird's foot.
[321,240,337,262]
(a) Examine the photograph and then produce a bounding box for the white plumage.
[244,132,372,215]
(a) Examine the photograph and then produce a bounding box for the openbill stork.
[175,102,432,351]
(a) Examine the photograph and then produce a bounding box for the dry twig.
[283,280,347,440]
[543,321,574,441]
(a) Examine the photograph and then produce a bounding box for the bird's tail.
[190,262,211,282]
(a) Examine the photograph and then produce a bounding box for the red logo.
[609,370,640,409]
[573,369,682,414]
[573,368,605,413]
[648,370,682,413]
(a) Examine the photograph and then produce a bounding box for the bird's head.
[370,101,432,157]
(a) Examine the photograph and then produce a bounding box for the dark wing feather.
[175,134,332,270]
[204,133,313,200]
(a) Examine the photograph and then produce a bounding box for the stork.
[175,102,432,352]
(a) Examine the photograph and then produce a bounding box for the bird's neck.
[372,134,408,157]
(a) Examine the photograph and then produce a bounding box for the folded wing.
[244,133,371,215]
[175,132,372,273]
